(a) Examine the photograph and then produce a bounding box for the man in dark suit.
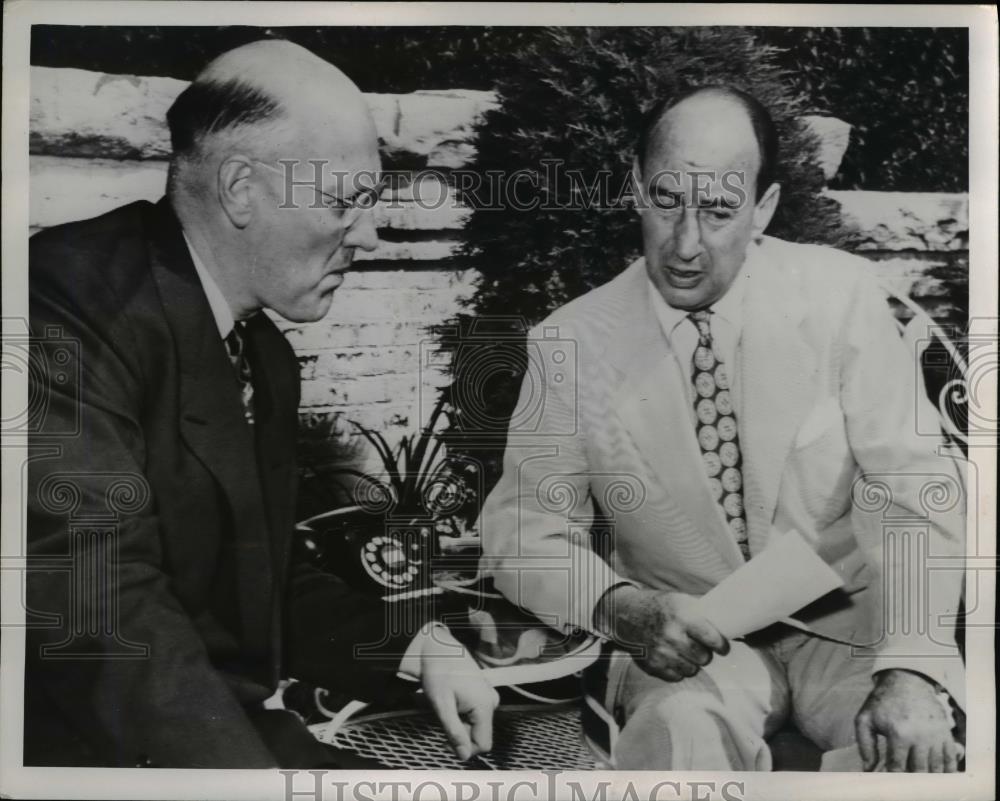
[26,39,496,768]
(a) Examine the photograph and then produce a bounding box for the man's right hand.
[594,585,729,682]
[419,627,499,761]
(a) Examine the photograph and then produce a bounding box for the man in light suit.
[480,86,965,771]
[27,40,496,768]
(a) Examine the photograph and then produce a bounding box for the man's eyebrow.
[696,197,739,209]
[324,179,384,202]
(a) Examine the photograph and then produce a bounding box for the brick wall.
[29,67,968,468]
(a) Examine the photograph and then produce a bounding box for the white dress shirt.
[646,267,748,420]
[183,232,236,341]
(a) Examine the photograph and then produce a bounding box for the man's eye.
[652,193,682,210]
[321,194,349,211]
[705,209,733,222]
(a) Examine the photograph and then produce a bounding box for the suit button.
[135,754,154,767]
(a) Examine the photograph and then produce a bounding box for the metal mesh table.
[311,703,596,770]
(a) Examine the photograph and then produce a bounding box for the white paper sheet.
[693,529,844,639]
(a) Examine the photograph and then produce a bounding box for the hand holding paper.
[693,529,844,640]
[594,584,730,684]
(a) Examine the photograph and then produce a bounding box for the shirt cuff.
[590,579,642,638]
[396,621,449,680]
[871,657,966,712]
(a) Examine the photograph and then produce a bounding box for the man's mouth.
[324,250,355,286]
[664,265,703,287]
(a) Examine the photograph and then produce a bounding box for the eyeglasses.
[253,160,385,224]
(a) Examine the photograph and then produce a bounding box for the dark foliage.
[763,27,968,191]
[459,27,847,314]
[437,27,851,496]
[29,25,525,91]
[31,25,968,192]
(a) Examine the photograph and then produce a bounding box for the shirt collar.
[646,258,748,338]
[182,231,236,340]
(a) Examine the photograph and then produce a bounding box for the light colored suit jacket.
[480,236,966,706]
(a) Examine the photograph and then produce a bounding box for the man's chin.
[311,290,338,321]
[277,293,336,324]
[652,278,710,311]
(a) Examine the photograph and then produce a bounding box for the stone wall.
[29,67,968,457]
[29,66,492,456]
[828,190,968,323]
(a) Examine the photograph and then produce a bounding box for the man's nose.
[673,208,702,262]
[344,208,380,252]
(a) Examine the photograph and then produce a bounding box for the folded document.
[693,529,845,640]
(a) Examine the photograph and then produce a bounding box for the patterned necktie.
[689,310,749,561]
[224,322,255,425]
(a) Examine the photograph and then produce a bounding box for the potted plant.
[296,396,481,596]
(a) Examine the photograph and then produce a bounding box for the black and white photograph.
[1,3,996,800]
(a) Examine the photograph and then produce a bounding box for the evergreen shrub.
[438,27,851,498]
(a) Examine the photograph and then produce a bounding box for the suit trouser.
[603,626,876,770]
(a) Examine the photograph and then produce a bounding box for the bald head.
[166,39,378,193]
[637,86,778,201]
[164,40,382,324]
[199,39,359,102]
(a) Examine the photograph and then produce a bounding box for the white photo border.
[2,3,996,800]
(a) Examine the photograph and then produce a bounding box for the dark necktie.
[224,322,254,425]
[689,310,749,561]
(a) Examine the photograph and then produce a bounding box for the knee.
[620,693,731,751]
[634,690,715,724]
[655,695,737,737]
[617,694,769,771]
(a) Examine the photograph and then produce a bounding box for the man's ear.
[751,182,780,240]
[217,156,254,229]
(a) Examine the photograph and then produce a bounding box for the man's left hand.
[855,669,960,772]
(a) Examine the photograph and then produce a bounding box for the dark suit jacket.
[26,199,438,768]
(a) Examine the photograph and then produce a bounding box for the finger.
[648,641,695,673]
[677,639,712,667]
[928,744,944,773]
[908,743,930,773]
[942,739,959,773]
[658,647,700,677]
[674,659,699,678]
[654,664,685,683]
[685,618,729,655]
[429,691,473,760]
[468,702,494,754]
[885,738,910,772]
[855,713,878,771]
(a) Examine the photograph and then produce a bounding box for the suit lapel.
[739,239,817,553]
[146,199,274,657]
[608,264,745,571]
